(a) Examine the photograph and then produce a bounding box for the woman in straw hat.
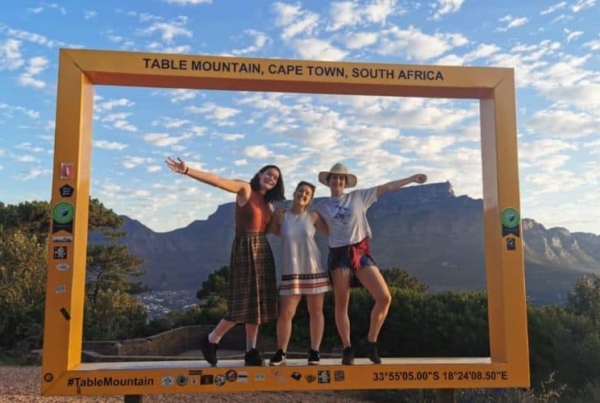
[165,157,285,367]
[314,162,427,365]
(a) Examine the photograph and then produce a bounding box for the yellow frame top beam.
[62,48,508,98]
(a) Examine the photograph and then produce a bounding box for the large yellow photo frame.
[42,48,529,397]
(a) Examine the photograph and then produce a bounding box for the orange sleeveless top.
[235,190,272,232]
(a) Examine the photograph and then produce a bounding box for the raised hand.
[413,174,427,184]
[166,156,187,174]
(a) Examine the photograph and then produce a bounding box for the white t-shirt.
[314,187,378,248]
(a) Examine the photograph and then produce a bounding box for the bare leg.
[355,266,392,342]
[275,295,302,352]
[245,323,260,351]
[208,318,236,343]
[306,293,325,351]
[331,269,352,347]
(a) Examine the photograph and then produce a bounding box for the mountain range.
[112,182,600,305]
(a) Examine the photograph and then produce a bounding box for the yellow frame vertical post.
[41,48,529,397]
[42,50,93,391]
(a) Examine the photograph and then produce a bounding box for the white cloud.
[572,0,596,12]
[186,103,241,125]
[272,2,320,40]
[14,143,46,153]
[584,39,600,50]
[232,30,271,55]
[292,38,348,61]
[15,155,39,163]
[221,133,244,141]
[527,109,598,138]
[84,11,98,19]
[94,141,128,150]
[244,145,272,158]
[143,133,192,147]
[364,0,400,25]
[141,22,192,43]
[0,39,24,70]
[234,159,247,166]
[585,139,600,155]
[431,0,466,20]
[18,56,49,89]
[146,42,192,54]
[565,29,583,43]
[147,165,162,173]
[540,2,567,15]
[21,168,52,181]
[96,98,135,111]
[377,26,468,61]
[121,156,154,169]
[327,0,399,31]
[113,121,138,132]
[327,1,362,31]
[100,112,138,132]
[152,117,190,129]
[0,103,40,118]
[168,89,197,103]
[2,26,63,47]
[343,32,379,49]
[498,15,529,32]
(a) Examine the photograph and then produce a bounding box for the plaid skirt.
[224,231,278,324]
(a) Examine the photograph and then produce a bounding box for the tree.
[0,231,47,351]
[0,201,52,237]
[196,266,230,300]
[86,243,145,303]
[86,198,149,300]
[83,289,148,341]
[566,274,600,321]
[0,198,149,348]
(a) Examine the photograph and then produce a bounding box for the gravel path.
[0,366,386,403]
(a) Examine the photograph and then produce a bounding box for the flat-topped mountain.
[114,182,600,305]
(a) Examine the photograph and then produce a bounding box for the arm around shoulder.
[311,211,329,236]
[266,208,285,236]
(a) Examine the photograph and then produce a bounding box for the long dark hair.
[250,165,285,203]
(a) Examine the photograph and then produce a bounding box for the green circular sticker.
[52,202,74,224]
[501,207,520,228]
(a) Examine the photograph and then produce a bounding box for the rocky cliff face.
[113,182,600,305]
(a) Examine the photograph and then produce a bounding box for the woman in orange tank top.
[166,156,285,366]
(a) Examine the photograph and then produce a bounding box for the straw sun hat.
[318,163,358,188]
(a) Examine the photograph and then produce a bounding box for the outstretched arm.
[376,173,427,198]
[166,156,250,196]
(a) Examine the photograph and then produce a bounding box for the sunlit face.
[328,173,346,193]
[293,184,314,207]
[259,168,280,190]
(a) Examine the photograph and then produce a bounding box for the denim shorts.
[327,252,376,272]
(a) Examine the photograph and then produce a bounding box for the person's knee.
[308,305,324,318]
[279,308,296,321]
[377,290,392,308]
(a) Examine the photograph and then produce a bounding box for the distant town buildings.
[135,290,200,321]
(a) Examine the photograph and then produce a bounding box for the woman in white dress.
[267,181,331,366]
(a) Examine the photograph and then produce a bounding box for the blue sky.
[0,0,599,234]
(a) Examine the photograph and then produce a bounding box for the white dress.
[279,210,331,296]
